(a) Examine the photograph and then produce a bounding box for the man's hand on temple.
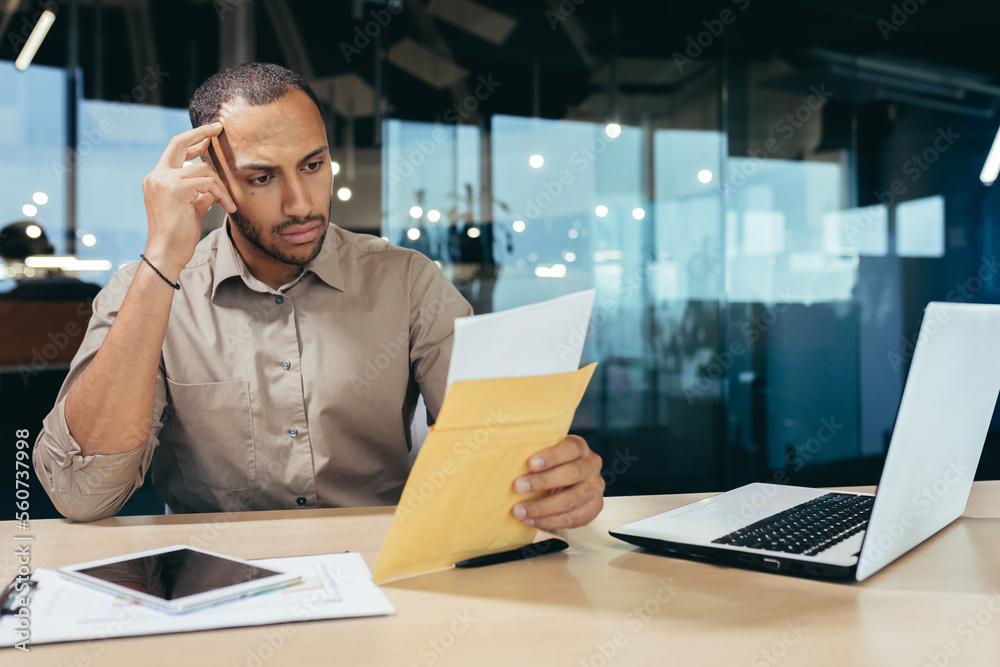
[141,122,237,277]
[511,435,604,530]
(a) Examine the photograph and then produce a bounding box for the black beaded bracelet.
[140,254,181,290]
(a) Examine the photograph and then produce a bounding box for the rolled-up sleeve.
[32,264,166,522]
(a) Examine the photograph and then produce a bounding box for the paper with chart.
[0,552,394,647]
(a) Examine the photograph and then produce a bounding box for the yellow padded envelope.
[373,363,597,582]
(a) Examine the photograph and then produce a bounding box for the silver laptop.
[611,302,1000,581]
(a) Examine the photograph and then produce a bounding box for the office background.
[3,0,1000,518]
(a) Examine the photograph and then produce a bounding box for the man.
[33,63,605,529]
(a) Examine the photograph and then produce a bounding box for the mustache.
[273,214,327,233]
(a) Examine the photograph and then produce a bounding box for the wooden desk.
[3,482,1000,666]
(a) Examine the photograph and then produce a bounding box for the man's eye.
[249,174,271,185]
[305,161,322,171]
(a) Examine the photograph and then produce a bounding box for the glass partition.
[6,2,997,500]
[383,60,918,493]
[76,100,192,283]
[0,62,68,287]
[0,61,190,289]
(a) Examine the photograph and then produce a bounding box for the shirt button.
[296,496,307,506]
[274,295,284,304]
[281,360,291,370]
[288,427,298,438]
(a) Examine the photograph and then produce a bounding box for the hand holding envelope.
[373,290,599,582]
[509,431,604,530]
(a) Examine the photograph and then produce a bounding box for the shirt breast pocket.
[164,378,256,490]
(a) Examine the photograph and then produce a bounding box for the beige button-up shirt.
[33,223,472,521]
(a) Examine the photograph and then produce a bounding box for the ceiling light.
[22,204,37,217]
[467,227,481,239]
[24,256,112,271]
[427,209,441,222]
[632,207,646,220]
[409,205,423,219]
[981,127,1000,185]
[32,191,48,205]
[534,264,567,278]
[407,228,421,240]
[14,10,55,71]
[331,161,341,176]
[595,205,608,218]
[512,220,526,232]
[25,224,42,239]
[337,187,352,201]
[81,234,97,247]
[593,250,624,262]
[605,123,622,139]
[529,154,544,169]
[698,169,714,184]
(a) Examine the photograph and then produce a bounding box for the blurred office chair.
[0,300,94,365]
[0,220,101,366]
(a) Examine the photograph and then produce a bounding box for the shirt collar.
[211,220,344,301]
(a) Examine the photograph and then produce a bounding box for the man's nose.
[283,174,312,219]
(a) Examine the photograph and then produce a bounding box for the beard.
[228,195,333,267]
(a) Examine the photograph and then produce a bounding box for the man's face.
[211,89,333,270]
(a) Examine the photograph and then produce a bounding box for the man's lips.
[278,221,325,244]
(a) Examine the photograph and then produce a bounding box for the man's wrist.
[140,248,185,282]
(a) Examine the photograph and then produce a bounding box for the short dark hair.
[188,62,323,128]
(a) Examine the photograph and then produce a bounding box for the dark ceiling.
[3,0,1000,144]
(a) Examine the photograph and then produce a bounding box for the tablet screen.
[75,548,283,601]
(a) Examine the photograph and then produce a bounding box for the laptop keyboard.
[712,492,874,556]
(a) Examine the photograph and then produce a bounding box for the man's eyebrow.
[234,146,329,173]
[301,146,328,162]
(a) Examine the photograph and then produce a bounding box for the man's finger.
[183,137,212,163]
[177,169,236,213]
[176,161,216,178]
[515,441,600,493]
[515,458,589,495]
[192,192,216,219]
[158,122,224,170]
[182,148,236,212]
[513,475,604,523]
[525,435,589,472]
[180,176,237,213]
[529,495,604,532]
